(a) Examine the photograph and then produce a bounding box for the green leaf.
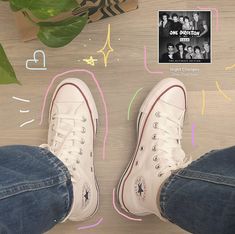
[10,1,21,11]
[10,0,79,19]
[0,44,20,85]
[37,13,88,48]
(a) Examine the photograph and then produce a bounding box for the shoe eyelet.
[153,155,158,161]
[155,164,160,169]
[155,112,160,118]
[153,122,158,129]
[152,134,157,140]
[90,152,93,157]
[140,146,144,151]
[158,172,163,177]
[152,145,157,151]
[72,167,76,171]
[80,139,85,144]
[81,127,86,133]
[76,159,80,164]
[81,116,87,122]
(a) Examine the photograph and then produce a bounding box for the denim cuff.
[38,147,74,222]
[159,172,179,222]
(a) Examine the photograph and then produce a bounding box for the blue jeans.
[0,145,235,234]
[160,146,235,234]
[0,145,73,234]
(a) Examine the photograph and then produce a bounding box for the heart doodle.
[26,50,47,71]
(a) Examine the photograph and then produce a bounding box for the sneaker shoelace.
[41,113,88,183]
[142,109,190,177]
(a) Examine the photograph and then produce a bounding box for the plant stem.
[22,11,37,25]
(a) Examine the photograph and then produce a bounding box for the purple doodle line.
[78,217,103,230]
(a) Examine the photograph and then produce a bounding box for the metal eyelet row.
[153,155,163,177]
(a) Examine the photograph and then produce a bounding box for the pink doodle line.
[112,188,142,222]
[144,46,163,75]
[39,69,108,160]
[197,6,219,32]
[192,123,195,147]
[78,217,103,230]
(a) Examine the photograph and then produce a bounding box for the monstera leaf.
[0,44,20,85]
[37,13,88,48]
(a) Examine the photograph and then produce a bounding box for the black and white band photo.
[158,11,211,63]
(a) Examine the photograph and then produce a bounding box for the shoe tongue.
[54,103,83,149]
[170,147,186,163]
[159,147,185,165]
[159,100,184,121]
[55,102,83,115]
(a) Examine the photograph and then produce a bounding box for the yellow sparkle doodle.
[215,81,232,101]
[225,64,235,71]
[201,90,206,116]
[97,24,114,67]
[83,56,98,66]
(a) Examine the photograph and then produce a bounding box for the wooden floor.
[1,0,235,233]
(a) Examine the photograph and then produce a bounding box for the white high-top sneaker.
[117,78,192,220]
[41,78,99,222]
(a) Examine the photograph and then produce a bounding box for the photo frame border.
[157,10,213,65]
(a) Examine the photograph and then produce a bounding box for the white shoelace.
[41,113,88,183]
[149,110,189,176]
